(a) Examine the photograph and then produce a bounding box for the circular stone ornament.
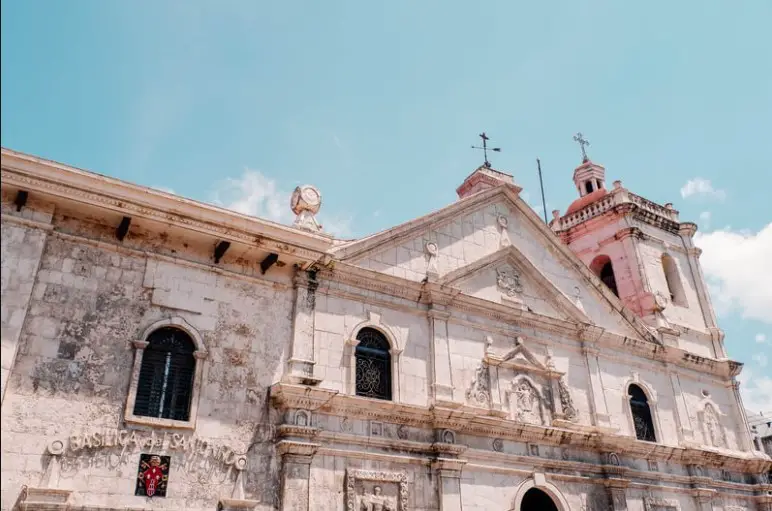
[424,241,438,256]
[497,215,509,228]
[47,439,65,456]
[290,185,322,215]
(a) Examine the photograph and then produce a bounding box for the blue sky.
[2,1,770,411]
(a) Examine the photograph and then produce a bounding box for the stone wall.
[0,203,294,510]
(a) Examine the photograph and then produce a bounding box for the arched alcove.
[590,255,619,297]
[521,488,559,511]
[661,253,687,306]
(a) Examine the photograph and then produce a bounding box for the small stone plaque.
[135,453,170,498]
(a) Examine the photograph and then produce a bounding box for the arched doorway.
[520,488,559,511]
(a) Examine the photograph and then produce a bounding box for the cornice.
[270,383,768,473]
[1,150,332,262]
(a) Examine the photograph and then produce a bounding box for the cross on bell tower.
[471,132,501,168]
[573,132,590,163]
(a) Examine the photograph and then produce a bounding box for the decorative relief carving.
[340,417,353,433]
[465,362,491,407]
[644,496,680,511]
[290,185,323,232]
[557,375,578,421]
[396,425,408,440]
[496,266,523,296]
[703,404,726,448]
[492,438,504,452]
[607,452,621,466]
[510,378,545,426]
[346,469,408,511]
[440,429,456,444]
[294,410,311,427]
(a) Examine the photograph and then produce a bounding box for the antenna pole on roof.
[537,158,548,224]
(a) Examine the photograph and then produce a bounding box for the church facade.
[1,146,770,511]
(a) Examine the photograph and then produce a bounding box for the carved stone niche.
[484,337,578,425]
[346,469,408,511]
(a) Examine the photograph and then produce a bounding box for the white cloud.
[738,369,772,414]
[680,178,726,201]
[212,168,353,237]
[757,333,768,344]
[695,223,772,323]
[752,352,768,367]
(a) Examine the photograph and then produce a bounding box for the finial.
[290,185,323,232]
[471,132,501,168]
[573,132,590,163]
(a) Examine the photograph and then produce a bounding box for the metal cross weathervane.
[471,132,501,168]
[573,132,590,162]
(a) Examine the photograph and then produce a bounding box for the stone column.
[428,304,455,406]
[286,269,321,385]
[432,458,466,511]
[605,479,629,511]
[277,440,318,511]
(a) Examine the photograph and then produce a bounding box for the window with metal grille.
[133,327,196,421]
[355,327,392,401]
[629,384,656,442]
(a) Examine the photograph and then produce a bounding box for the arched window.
[133,327,196,421]
[355,327,392,401]
[661,254,687,306]
[590,255,619,297]
[629,384,656,442]
[584,181,593,194]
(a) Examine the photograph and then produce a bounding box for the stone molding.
[270,384,769,473]
[317,262,741,379]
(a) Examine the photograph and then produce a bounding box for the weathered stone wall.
[0,192,52,401]
[0,205,294,510]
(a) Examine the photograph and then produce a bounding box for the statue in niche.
[496,267,523,296]
[466,362,491,407]
[512,379,543,425]
[557,375,578,421]
[705,404,726,448]
[360,485,396,511]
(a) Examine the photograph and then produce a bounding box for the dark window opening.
[600,262,619,297]
[133,327,196,421]
[661,254,687,306]
[355,327,392,401]
[596,179,602,190]
[629,384,657,442]
[521,488,559,511]
[584,181,593,194]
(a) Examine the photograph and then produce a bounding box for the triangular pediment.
[331,184,661,344]
[440,246,589,323]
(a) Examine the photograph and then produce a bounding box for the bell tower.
[550,138,724,358]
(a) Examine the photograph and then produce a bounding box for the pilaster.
[668,368,694,442]
[605,478,629,511]
[729,379,754,452]
[431,458,466,511]
[277,440,318,511]
[582,341,611,427]
[286,269,322,385]
[692,488,715,511]
[429,304,456,406]
[17,439,72,510]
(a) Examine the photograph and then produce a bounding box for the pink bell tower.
[550,134,725,358]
